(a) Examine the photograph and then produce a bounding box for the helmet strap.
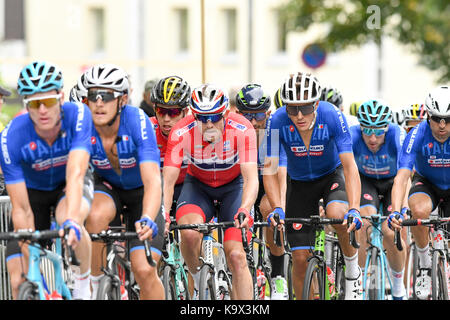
[107,97,122,126]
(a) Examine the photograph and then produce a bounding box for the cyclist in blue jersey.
[0,61,94,299]
[235,83,289,299]
[351,99,409,299]
[389,85,450,300]
[82,64,165,300]
[264,72,363,300]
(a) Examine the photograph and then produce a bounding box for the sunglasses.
[430,115,450,124]
[361,126,388,136]
[194,113,224,123]
[155,106,183,117]
[87,90,122,103]
[285,102,316,116]
[23,94,62,109]
[240,112,267,121]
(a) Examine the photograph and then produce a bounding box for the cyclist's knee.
[226,247,247,272]
[292,250,309,267]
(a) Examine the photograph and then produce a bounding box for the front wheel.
[431,250,449,300]
[17,281,40,300]
[162,265,176,300]
[302,257,325,300]
[199,264,217,300]
[97,275,121,300]
[365,247,384,300]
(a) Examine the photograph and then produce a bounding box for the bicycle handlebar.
[346,216,360,249]
[401,217,450,227]
[362,215,403,251]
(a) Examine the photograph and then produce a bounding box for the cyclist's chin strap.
[308,111,317,130]
[107,98,122,127]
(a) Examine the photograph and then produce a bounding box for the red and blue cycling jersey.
[350,123,405,179]
[398,121,450,190]
[164,112,257,188]
[150,116,187,185]
[90,106,160,190]
[0,102,92,190]
[266,101,353,181]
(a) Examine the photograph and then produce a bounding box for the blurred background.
[0,0,448,126]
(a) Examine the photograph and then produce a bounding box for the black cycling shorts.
[94,174,165,256]
[285,166,348,250]
[360,174,394,214]
[409,173,450,217]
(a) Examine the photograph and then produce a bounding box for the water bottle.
[256,268,267,299]
[327,266,336,297]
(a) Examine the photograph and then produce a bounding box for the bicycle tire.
[366,247,383,300]
[97,275,121,300]
[199,264,217,300]
[431,250,449,300]
[302,257,325,300]
[283,253,294,300]
[162,265,176,300]
[334,261,346,300]
[17,281,40,300]
[406,242,418,300]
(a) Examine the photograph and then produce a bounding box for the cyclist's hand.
[267,207,285,230]
[164,211,171,236]
[60,219,82,248]
[343,208,363,232]
[319,199,325,217]
[135,215,158,241]
[234,208,254,230]
[388,208,408,231]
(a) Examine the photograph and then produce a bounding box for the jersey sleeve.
[69,103,93,154]
[132,108,160,165]
[398,125,421,171]
[237,122,257,164]
[331,106,353,154]
[0,123,25,184]
[164,121,186,169]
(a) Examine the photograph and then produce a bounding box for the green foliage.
[281,0,450,82]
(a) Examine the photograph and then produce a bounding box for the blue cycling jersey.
[0,102,92,190]
[350,123,405,179]
[90,105,160,190]
[398,121,450,190]
[266,101,353,181]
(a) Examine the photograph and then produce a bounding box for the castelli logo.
[363,193,373,201]
[91,136,96,144]
[29,142,37,151]
[290,125,295,132]
[428,142,433,149]
[330,183,339,191]
[387,205,392,212]
[293,223,303,230]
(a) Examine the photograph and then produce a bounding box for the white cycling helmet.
[424,85,450,117]
[69,72,88,103]
[189,84,229,115]
[280,72,322,105]
[83,63,129,94]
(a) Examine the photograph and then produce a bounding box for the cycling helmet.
[83,63,129,94]
[151,76,191,108]
[391,110,405,126]
[273,88,283,109]
[69,72,88,103]
[320,86,343,108]
[357,99,392,127]
[236,84,271,112]
[189,84,229,115]
[403,104,426,122]
[349,102,361,116]
[17,61,63,96]
[424,85,450,117]
[280,72,321,105]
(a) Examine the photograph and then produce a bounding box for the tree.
[280,0,450,83]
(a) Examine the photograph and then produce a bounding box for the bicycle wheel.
[431,250,449,300]
[334,261,346,300]
[283,253,294,300]
[406,242,418,299]
[17,281,40,300]
[162,265,176,300]
[97,275,121,300]
[199,264,217,300]
[302,257,325,300]
[366,247,384,300]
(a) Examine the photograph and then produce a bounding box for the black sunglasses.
[87,90,122,103]
[285,102,316,116]
[430,115,450,124]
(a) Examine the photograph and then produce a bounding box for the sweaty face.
[429,116,450,143]
[26,90,63,132]
[361,131,386,153]
[87,88,122,127]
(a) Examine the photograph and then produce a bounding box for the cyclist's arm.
[162,165,181,217]
[263,156,282,210]
[6,182,35,231]
[140,161,162,222]
[391,168,411,213]
[277,166,287,211]
[240,162,258,213]
[339,152,361,211]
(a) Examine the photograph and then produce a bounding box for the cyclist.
[140,78,159,117]
[0,84,11,132]
[349,101,360,118]
[0,61,94,299]
[235,83,288,299]
[163,84,259,300]
[351,99,408,299]
[69,71,88,104]
[321,86,358,127]
[389,85,450,300]
[402,103,426,133]
[264,72,363,300]
[82,63,165,300]
[150,75,191,231]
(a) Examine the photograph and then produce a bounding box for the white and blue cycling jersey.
[266,101,353,181]
[0,102,93,190]
[350,123,405,179]
[398,121,450,190]
[90,105,160,190]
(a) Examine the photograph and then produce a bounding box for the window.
[275,9,287,53]
[90,8,105,54]
[224,9,237,53]
[3,0,25,40]
[175,8,188,53]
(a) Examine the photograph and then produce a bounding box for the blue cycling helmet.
[236,84,271,112]
[17,61,63,96]
[357,99,392,127]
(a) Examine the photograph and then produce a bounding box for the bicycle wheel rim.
[431,251,449,300]
[302,257,325,300]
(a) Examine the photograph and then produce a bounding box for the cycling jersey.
[0,102,92,190]
[350,123,405,179]
[90,105,160,190]
[266,101,353,181]
[398,121,450,190]
[150,116,187,185]
[164,112,257,188]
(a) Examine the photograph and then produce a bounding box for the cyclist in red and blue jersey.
[389,85,450,300]
[82,64,165,300]
[235,83,289,299]
[351,99,408,299]
[149,76,190,232]
[264,72,363,300]
[0,61,94,299]
[163,84,259,299]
